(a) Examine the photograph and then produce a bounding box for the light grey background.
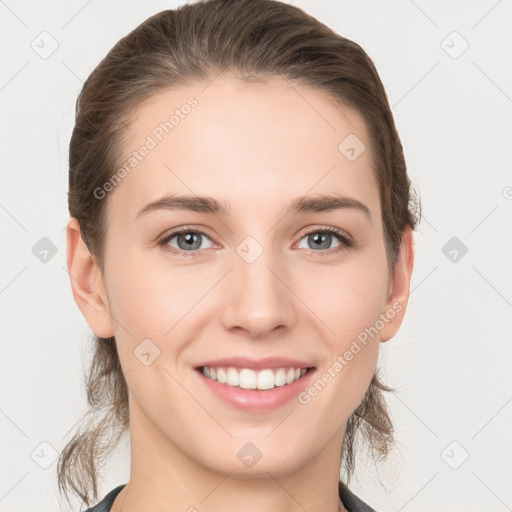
[1,1,511,511]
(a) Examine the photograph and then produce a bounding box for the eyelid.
[157,225,215,258]
[295,224,353,244]
[157,224,354,257]
[294,225,354,256]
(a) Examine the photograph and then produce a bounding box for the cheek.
[300,256,389,346]
[105,251,208,339]
[295,264,386,424]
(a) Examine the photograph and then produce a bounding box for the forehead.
[106,74,379,223]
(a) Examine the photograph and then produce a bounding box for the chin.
[195,447,307,479]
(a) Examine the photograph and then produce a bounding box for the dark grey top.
[84,481,377,511]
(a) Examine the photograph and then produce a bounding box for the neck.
[112,401,349,512]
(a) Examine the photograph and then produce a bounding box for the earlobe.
[66,218,114,338]
[379,225,415,343]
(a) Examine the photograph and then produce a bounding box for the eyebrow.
[135,193,372,222]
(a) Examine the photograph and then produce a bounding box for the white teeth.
[239,369,256,389]
[226,368,239,386]
[256,369,274,390]
[274,368,287,387]
[217,367,227,384]
[201,366,309,390]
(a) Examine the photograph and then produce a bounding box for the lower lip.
[196,368,316,413]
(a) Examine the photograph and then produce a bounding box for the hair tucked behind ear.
[60,0,419,506]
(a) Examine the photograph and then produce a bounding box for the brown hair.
[59,0,419,507]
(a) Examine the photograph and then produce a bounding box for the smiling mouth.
[197,366,315,391]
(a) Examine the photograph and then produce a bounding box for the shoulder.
[339,481,378,512]
[83,484,126,512]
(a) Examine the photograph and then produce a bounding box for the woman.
[59,0,417,510]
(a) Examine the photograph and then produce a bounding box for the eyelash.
[157,225,354,259]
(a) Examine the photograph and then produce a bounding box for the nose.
[219,243,298,340]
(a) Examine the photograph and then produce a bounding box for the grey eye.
[297,231,343,251]
[166,231,214,251]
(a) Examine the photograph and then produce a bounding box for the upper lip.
[195,357,315,370]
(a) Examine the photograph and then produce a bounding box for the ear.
[379,224,415,343]
[65,217,114,338]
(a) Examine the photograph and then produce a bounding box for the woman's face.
[73,74,412,479]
